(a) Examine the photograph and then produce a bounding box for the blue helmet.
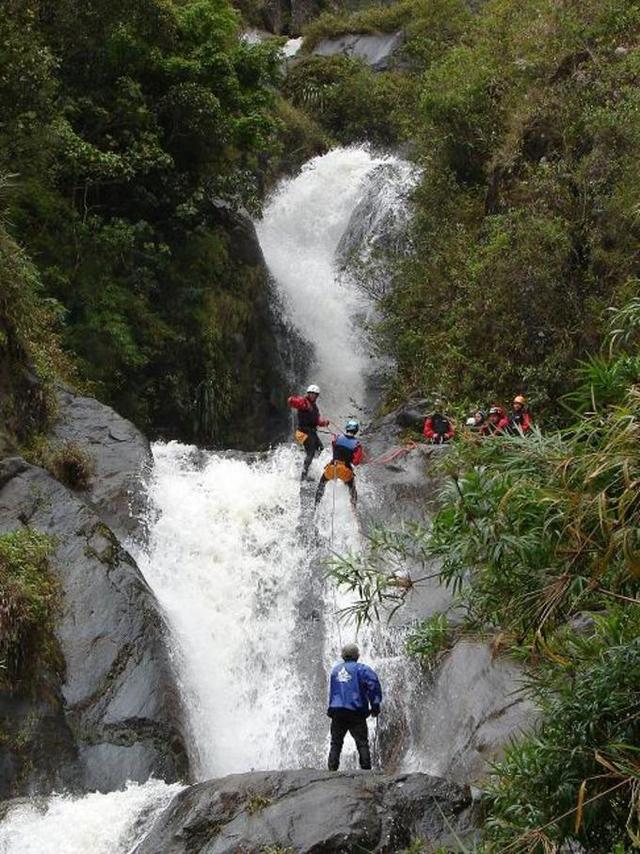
[345,419,359,435]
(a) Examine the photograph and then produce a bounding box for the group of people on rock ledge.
[423,394,533,445]
[287,386,534,508]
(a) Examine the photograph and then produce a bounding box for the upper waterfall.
[257,147,413,424]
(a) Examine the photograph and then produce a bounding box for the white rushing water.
[257,147,402,424]
[0,780,182,854]
[0,147,416,851]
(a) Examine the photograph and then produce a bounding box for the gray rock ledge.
[134,768,477,853]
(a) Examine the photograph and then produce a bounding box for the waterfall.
[0,147,416,851]
[0,781,182,854]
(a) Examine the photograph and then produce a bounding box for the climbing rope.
[330,461,337,546]
[364,440,417,467]
[329,463,344,650]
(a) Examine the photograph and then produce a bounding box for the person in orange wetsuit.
[288,383,330,480]
[499,395,533,435]
[423,401,455,444]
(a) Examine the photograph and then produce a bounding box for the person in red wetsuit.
[288,383,330,480]
[499,395,533,435]
[423,401,455,444]
[482,405,506,436]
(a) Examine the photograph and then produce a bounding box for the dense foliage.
[1,0,292,444]
[378,0,640,418]
[0,177,68,445]
[287,0,469,146]
[0,529,60,692]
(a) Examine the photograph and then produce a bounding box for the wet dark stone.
[133,769,477,854]
[0,459,189,797]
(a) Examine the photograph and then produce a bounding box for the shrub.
[405,612,453,667]
[246,792,272,814]
[269,96,329,179]
[0,218,69,439]
[284,55,414,145]
[485,609,640,852]
[46,441,95,490]
[25,438,96,490]
[0,529,60,693]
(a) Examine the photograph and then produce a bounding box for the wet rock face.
[361,402,539,782]
[0,458,189,797]
[51,387,151,544]
[133,769,476,854]
[407,642,539,784]
[260,0,325,35]
[312,31,405,70]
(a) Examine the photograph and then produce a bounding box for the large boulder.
[406,642,539,784]
[0,458,189,797]
[312,31,405,71]
[133,769,477,853]
[50,386,151,543]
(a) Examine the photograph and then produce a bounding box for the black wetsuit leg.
[328,710,370,770]
[302,430,323,479]
[315,474,328,505]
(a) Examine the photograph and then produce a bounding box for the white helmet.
[306,384,320,395]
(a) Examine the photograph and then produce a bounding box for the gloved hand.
[370,705,380,718]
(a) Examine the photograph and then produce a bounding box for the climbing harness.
[294,429,307,445]
[322,460,354,483]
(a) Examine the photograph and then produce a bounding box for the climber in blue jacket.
[327,643,382,771]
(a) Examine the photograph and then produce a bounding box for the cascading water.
[0,147,417,851]
[0,781,183,854]
[135,148,417,779]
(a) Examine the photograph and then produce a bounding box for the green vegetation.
[288,0,470,146]
[0,176,69,445]
[405,612,453,666]
[25,439,96,490]
[285,56,413,145]
[376,0,640,418]
[329,297,640,850]
[486,609,640,852]
[0,529,60,693]
[302,0,471,59]
[246,792,273,814]
[1,0,293,445]
[302,3,412,50]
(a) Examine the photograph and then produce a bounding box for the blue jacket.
[328,660,382,716]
